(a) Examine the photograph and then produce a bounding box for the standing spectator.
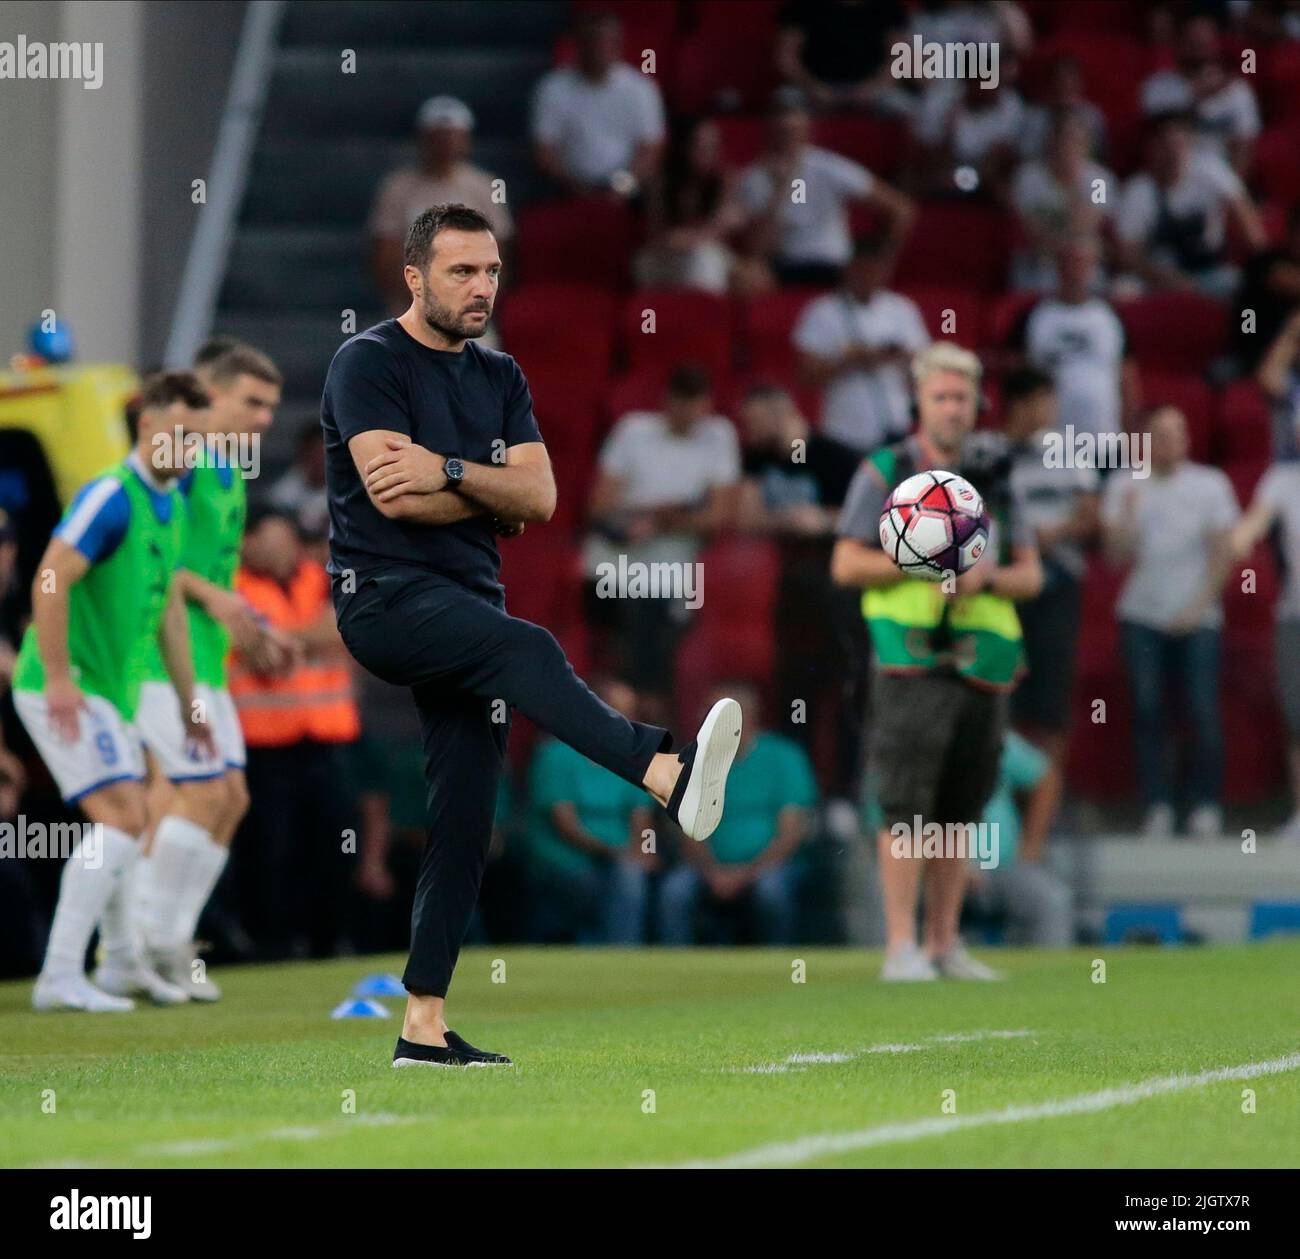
[793,232,931,454]
[736,384,863,793]
[1114,112,1265,299]
[1003,368,1099,838]
[634,118,757,296]
[1231,429,1300,841]
[1234,204,1300,374]
[1257,308,1300,460]
[527,676,657,943]
[1140,12,1261,174]
[737,93,914,287]
[585,365,741,718]
[774,0,913,116]
[1101,407,1239,840]
[369,97,513,313]
[1013,233,1138,438]
[1009,112,1116,293]
[1021,54,1108,160]
[227,510,361,958]
[659,684,815,945]
[269,423,329,545]
[531,9,665,197]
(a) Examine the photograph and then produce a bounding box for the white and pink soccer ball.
[878,470,990,582]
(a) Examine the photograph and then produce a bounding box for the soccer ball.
[878,470,990,582]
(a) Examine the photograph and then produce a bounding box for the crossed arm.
[348,429,556,526]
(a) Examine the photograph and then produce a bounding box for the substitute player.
[132,343,286,999]
[325,204,741,1067]
[832,343,1043,981]
[12,372,217,1011]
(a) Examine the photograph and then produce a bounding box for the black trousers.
[336,565,670,997]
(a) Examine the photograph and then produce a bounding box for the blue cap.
[28,320,75,363]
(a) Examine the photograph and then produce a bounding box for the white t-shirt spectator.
[532,63,665,187]
[1140,70,1261,158]
[793,288,930,453]
[1009,431,1100,579]
[1116,151,1244,269]
[369,164,514,241]
[1010,158,1116,290]
[1019,297,1128,437]
[585,411,740,572]
[1101,462,1239,630]
[737,147,874,268]
[1253,463,1300,619]
[915,82,1027,165]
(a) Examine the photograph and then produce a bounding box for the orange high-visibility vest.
[228,561,360,747]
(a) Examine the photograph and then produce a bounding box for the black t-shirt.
[779,0,907,85]
[321,319,543,601]
[741,433,861,510]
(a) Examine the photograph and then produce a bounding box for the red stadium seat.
[1262,41,1300,121]
[814,114,907,180]
[1216,381,1272,464]
[691,0,782,37]
[1221,631,1286,802]
[618,289,734,380]
[736,286,827,378]
[1119,292,1229,374]
[1253,125,1300,212]
[1138,370,1213,461]
[669,30,777,114]
[516,198,639,288]
[713,115,769,168]
[1224,540,1279,633]
[1023,0,1145,36]
[497,284,619,381]
[556,1,680,65]
[604,365,674,425]
[893,203,1010,291]
[897,284,989,347]
[1025,33,1147,134]
[1223,457,1269,512]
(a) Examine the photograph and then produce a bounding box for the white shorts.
[13,689,147,804]
[135,681,245,781]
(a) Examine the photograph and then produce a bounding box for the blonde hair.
[910,341,983,389]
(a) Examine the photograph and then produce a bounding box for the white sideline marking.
[675,1051,1300,1169]
[731,1029,1033,1074]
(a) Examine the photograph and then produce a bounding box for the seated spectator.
[1010,112,1116,292]
[964,729,1073,946]
[227,510,361,958]
[1101,407,1239,840]
[793,232,930,454]
[659,683,815,945]
[737,384,863,790]
[909,0,1033,53]
[369,96,513,313]
[584,365,741,718]
[910,56,1028,200]
[737,92,914,287]
[634,117,760,296]
[774,0,913,116]
[1004,368,1099,838]
[1257,308,1300,460]
[1114,111,1265,299]
[531,9,665,197]
[269,423,328,546]
[1234,204,1300,375]
[1140,11,1261,174]
[527,677,657,944]
[1011,232,1138,437]
[1020,53,1108,161]
[1231,423,1300,841]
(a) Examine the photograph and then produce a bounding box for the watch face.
[446,458,464,482]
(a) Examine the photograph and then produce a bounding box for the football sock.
[98,839,145,972]
[42,826,138,980]
[137,815,216,952]
[174,831,228,947]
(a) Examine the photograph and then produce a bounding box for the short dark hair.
[852,230,891,260]
[206,344,282,389]
[130,371,209,438]
[666,363,712,400]
[194,336,243,368]
[404,203,495,271]
[1001,367,1054,405]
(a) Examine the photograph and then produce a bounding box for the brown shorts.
[868,668,1007,830]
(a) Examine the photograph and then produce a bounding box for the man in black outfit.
[323,204,741,1067]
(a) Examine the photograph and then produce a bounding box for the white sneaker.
[880,945,939,982]
[931,944,1003,981]
[667,698,742,843]
[1140,802,1176,840]
[151,945,222,1002]
[93,963,189,1006]
[1187,804,1223,841]
[32,973,135,1013]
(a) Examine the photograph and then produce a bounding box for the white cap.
[416,95,474,131]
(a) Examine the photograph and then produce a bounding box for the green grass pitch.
[2,942,1298,1168]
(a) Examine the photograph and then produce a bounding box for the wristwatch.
[444,457,465,487]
